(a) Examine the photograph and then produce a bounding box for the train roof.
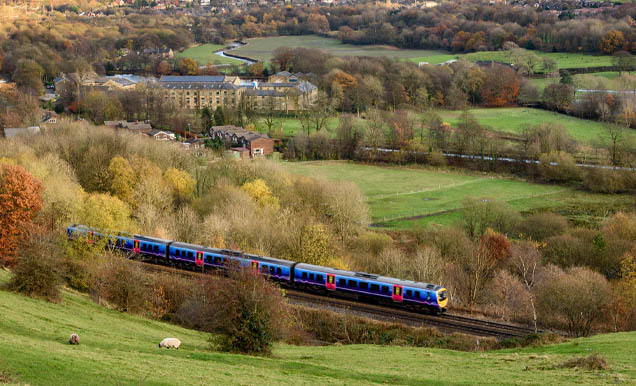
[294,263,444,291]
[245,253,296,267]
[169,242,296,267]
[133,234,173,244]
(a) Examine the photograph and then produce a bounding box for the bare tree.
[510,242,541,332]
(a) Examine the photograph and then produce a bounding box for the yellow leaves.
[241,178,279,210]
[77,192,133,232]
[109,156,135,205]
[0,157,16,166]
[295,222,333,266]
[164,167,195,199]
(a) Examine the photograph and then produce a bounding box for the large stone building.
[157,74,318,112]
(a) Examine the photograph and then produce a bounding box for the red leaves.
[0,164,43,266]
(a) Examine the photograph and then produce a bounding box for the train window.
[301,272,307,279]
[427,293,431,301]
[214,256,221,264]
[360,282,368,290]
[187,251,193,259]
[382,286,389,293]
[414,291,420,299]
[205,255,212,263]
[371,284,379,292]
[175,249,180,257]
[339,278,346,286]
[348,280,357,288]
[153,245,159,253]
[406,289,413,297]
[276,267,282,275]
[270,266,275,274]
[316,274,323,282]
[309,273,315,281]
[261,265,268,273]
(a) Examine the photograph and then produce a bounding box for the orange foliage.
[481,65,520,107]
[0,165,43,266]
[480,230,511,262]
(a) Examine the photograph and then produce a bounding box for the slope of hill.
[0,269,634,385]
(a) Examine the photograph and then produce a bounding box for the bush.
[583,168,627,193]
[9,231,64,302]
[427,149,447,166]
[203,268,287,355]
[92,255,150,313]
[537,152,580,183]
[516,212,568,241]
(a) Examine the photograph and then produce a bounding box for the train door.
[326,274,336,290]
[195,251,204,267]
[392,285,403,302]
[251,260,259,271]
[133,240,140,254]
[87,231,94,244]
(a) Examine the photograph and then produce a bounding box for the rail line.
[139,261,538,339]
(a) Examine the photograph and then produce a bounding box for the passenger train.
[66,224,448,313]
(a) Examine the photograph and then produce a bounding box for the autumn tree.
[599,31,626,54]
[77,192,133,232]
[178,58,199,75]
[13,59,44,96]
[0,164,43,266]
[480,65,519,107]
[109,156,135,205]
[537,267,611,337]
[164,167,195,202]
[241,179,279,210]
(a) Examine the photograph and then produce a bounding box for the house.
[41,111,59,125]
[2,126,40,138]
[145,129,176,141]
[104,120,153,134]
[210,125,274,158]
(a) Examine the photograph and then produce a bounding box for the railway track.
[139,261,538,339]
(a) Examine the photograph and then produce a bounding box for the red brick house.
[210,125,274,158]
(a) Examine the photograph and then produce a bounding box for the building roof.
[276,71,292,77]
[296,81,317,93]
[159,82,239,90]
[3,126,40,138]
[259,82,296,88]
[147,129,174,137]
[159,75,226,83]
[245,89,285,97]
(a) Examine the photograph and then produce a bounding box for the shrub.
[537,152,580,183]
[516,212,569,241]
[203,268,287,355]
[427,149,447,166]
[149,272,190,321]
[461,197,520,238]
[92,255,150,313]
[9,230,64,302]
[583,168,627,194]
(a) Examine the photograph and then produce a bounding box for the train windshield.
[439,290,447,301]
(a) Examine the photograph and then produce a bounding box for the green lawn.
[255,116,340,137]
[437,108,630,145]
[175,44,244,66]
[411,49,614,69]
[530,72,631,94]
[232,35,446,63]
[1,269,635,385]
[283,161,633,228]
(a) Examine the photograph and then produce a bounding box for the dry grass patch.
[560,353,609,371]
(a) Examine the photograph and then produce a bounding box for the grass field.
[175,44,244,66]
[436,107,630,145]
[411,49,615,69]
[1,269,635,385]
[255,116,340,137]
[283,161,633,228]
[530,72,628,93]
[232,35,447,63]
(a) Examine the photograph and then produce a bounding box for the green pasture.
[436,108,630,145]
[530,72,629,94]
[232,35,445,63]
[175,44,243,66]
[254,116,340,137]
[411,49,614,69]
[1,269,636,385]
[283,161,633,229]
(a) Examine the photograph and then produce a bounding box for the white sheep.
[158,338,181,349]
[69,333,80,345]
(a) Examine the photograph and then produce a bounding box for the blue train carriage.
[245,254,295,283]
[66,224,108,245]
[168,241,246,270]
[132,234,172,263]
[293,263,448,313]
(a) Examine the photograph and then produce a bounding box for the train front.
[437,288,448,312]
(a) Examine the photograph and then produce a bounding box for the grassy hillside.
[0,269,635,385]
[436,108,629,145]
[232,35,444,63]
[175,44,243,66]
[283,161,633,228]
